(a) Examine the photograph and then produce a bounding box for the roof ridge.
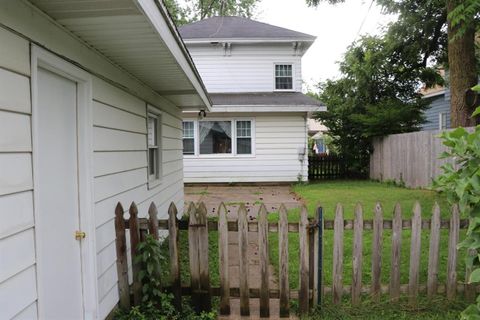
[179,16,316,40]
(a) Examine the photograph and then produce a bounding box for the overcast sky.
[255,0,396,90]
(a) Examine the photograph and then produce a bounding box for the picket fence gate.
[114,200,473,318]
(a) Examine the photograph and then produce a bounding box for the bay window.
[182,119,254,156]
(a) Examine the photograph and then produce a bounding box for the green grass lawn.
[268,180,467,292]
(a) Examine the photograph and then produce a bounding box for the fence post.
[352,203,363,305]
[408,202,422,305]
[148,202,159,240]
[333,204,344,304]
[465,249,477,302]
[238,204,250,316]
[258,204,270,318]
[168,202,182,311]
[114,202,130,309]
[317,206,324,306]
[129,202,142,305]
[427,202,441,298]
[309,215,317,307]
[188,202,202,313]
[279,204,290,317]
[218,203,230,315]
[197,202,211,311]
[299,205,310,314]
[371,202,383,302]
[390,203,402,302]
[447,204,460,300]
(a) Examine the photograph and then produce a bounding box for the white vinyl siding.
[0,27,37,320]
[186,43,302,93]
[92,79,184,317]
[0,6,186,317]
[183,114,308,183]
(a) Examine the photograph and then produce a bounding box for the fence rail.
[114,200,473,318]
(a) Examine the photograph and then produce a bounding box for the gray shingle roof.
[210,92,323,106]
[179,16,315,41]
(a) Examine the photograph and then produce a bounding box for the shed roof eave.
[136,0,212,110]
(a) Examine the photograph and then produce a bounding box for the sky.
[255,0,396,90]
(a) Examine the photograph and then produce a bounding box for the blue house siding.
[422,92,451,131]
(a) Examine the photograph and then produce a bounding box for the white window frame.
[439,112,448,130]
[147,106,162,189]
[182,120,196,155]
[183,117,255,158]
[273,63,295,92]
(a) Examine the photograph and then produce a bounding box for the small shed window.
[199,121,232,154]
[236,120,252,154]
[147,111,162,187]
[182,121,195,155]
[275,64,293,90]
[439,112,448,130]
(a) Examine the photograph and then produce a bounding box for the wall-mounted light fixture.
[198,109,207,120]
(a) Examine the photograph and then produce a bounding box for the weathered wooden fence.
[114,200,473,318]
[369,128,474,188]
[308,155,346,180]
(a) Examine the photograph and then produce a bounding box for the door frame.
[31,45,98,319]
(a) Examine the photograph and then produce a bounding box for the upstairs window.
[147,110,162,187]
[275,64,293,90]
[182,121,195,155]
[236,120,252,154]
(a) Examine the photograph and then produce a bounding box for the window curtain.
[199,121,231,143]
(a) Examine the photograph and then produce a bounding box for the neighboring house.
[178,16,326,183]
[307,118,329,154]
[0,1,210,319]
[421,87,451,131]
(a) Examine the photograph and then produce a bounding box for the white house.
[0,1,210,319]
[179,17,326,183]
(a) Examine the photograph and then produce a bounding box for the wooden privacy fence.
[308,155,346,180]
[369,128,474,188]
[114,200,473,318]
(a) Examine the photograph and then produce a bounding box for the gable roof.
[179,16,315,42]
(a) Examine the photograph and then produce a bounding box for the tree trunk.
[447,0,478,127]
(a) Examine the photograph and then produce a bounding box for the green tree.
[164,0,260,26]
[313,35,432,175]
[306,0,479,127]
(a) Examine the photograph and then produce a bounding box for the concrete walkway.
[184,185,304,319]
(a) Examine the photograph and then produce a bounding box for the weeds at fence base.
[307,296,468,319]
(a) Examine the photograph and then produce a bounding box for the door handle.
[75,231,86,240]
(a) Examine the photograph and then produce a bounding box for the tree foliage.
[448,0,480,40]
[313,34,432,174]
[164,0,260,26]
[433,103,480,320]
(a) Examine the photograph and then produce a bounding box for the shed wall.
[0,4,184,318]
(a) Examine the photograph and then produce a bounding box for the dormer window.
[275,64,293,90]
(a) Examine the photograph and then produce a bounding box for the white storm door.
[36,67,84,319]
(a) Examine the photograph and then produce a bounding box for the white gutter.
[184,38,316,44]
[183,105,327,113]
